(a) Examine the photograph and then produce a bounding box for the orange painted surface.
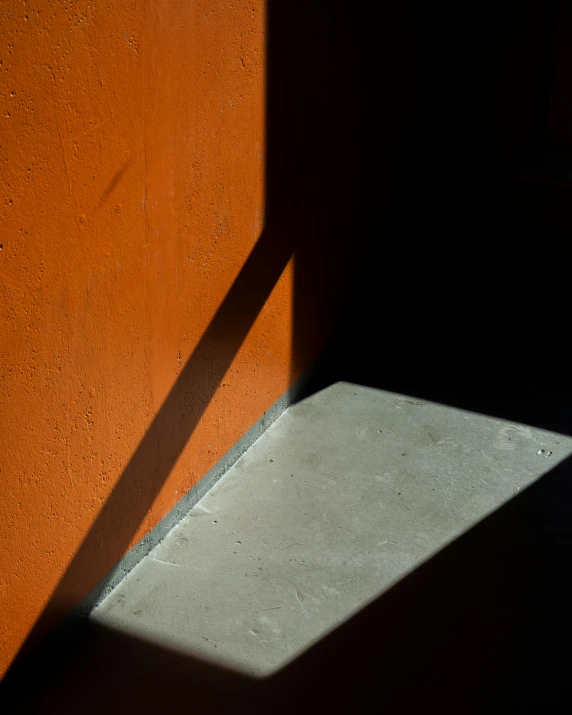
[0,0,297,677]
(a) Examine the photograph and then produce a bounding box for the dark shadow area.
[3,451,572,713]
[299,0,572,433]
[281,2,418,378]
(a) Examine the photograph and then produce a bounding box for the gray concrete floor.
[91,381,572,677]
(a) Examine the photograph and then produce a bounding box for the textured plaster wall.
[0,0,296,676]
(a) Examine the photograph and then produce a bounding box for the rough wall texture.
[0,0,297,677]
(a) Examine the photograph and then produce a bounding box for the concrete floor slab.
[92,382,572,677]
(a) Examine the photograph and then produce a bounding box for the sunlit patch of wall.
[0,0,293,677]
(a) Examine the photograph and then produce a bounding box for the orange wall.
[0,0,296,677]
